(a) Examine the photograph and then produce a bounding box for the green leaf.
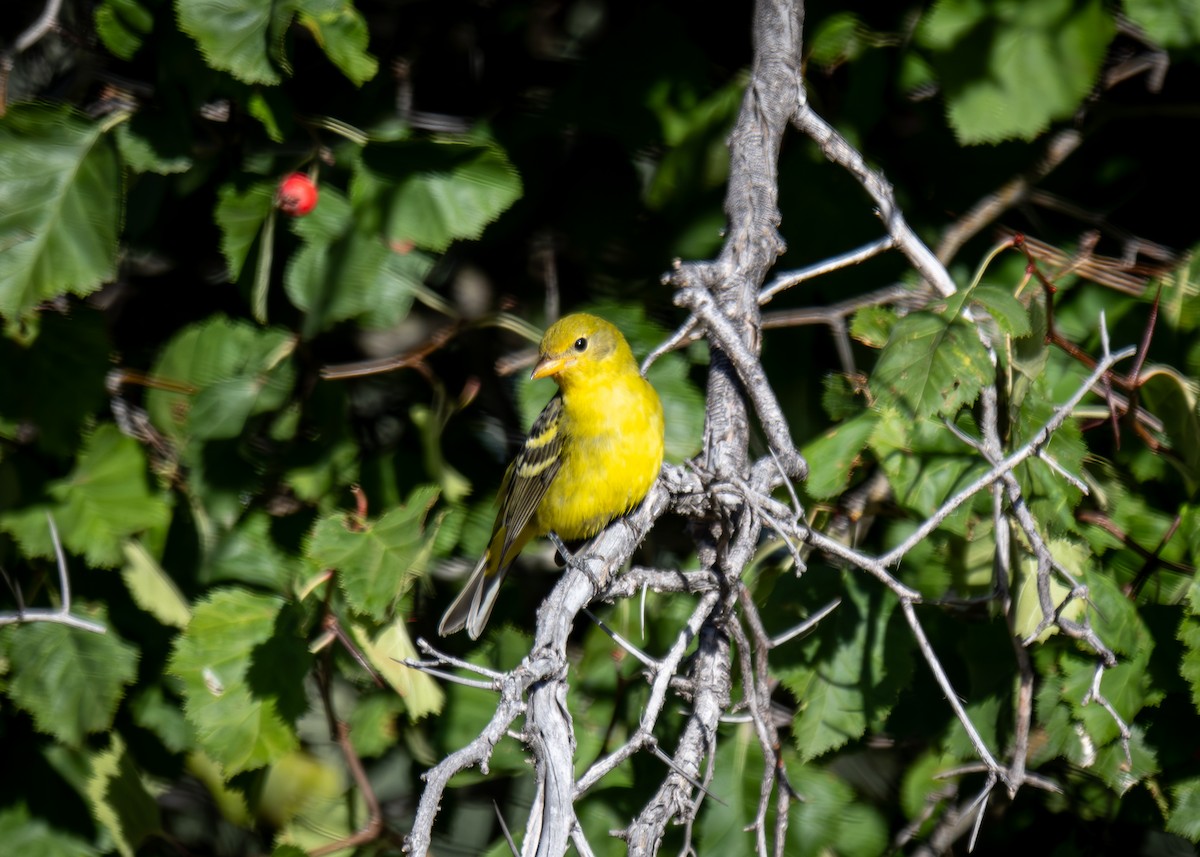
[121,540,192,628]
[1092,724,1158,795]
[294,0,379,85]
[347,693,405,758]
[1084,566,1150,658]
[0,104,121,325]
[168,588,307,775]
[86,734,163,857]
[0,805,98,857]
[95,0,154,60]
[307,485,441,619]
[0,425,171,568]
[1125,0,1200,49]
[1,618,139,745]
[917,0,1116,144]
[801,411,879,500]
[870,312,991,418]
[1012,539,1087,642]
[808,12,867,67]
[130,685,195,754]
[202,510,299,588]
[215,181,276,282]
[350,619,445,720]
[145,317,297,444]
[353,138,523,252]
[1178,578,1200,710]
[114,122,194,175]
[176,0,289,84]
[284,187,434,336]
[850,305,898,348]
[1168,776,1200,842]
[177,0,378,85]
[779,574,912,761]
[971,283,1031,337]
[870,409,986,533]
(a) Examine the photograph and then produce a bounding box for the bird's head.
[531,313,636,386]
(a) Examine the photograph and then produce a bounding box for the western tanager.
[438,313,665,639]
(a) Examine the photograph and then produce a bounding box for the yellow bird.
[438,313,665,639]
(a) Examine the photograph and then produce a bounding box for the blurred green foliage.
[1,1,1199,855]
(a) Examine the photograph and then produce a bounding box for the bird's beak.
[531,355,575,380]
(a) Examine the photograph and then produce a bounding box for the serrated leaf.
[0,805,98,857]
[308,486,441,619]
[86,734,162,857]
[1125,0,1200,49]
[1084,567,1149,657]
[176,0,288,84]
[114,122,193,175]
[0,425,171,568]
[168,588,307,775]
[353,138,523,252]
[850,304,898,348]
[130,685,195,754]
[780,574,912,761]
[918,0,1116,144]
[95,0,154,60]
[122,540,192,628]
[1178,578,1200,710]
[178,0,377,85]
[870,312,990,418]
[1168,776,1200,842]
[351,619,445,720]
[802,411,878,500]
[1092,724,1158,795]
[347,693,405,758]
[971,282,1030,337]
[870,410,986,533]
[202,510,298,588]
[1,618,139,745]
[0,104,121,324]
[214,181,276,282]
[146,317,297,444]
[284,188,433,336]
[295,0,379,85]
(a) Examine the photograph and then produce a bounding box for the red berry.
[276,173,318,216]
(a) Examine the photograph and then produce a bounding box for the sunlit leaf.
[0,105,120,326]
[1,618,139,745]
[168,588,308,775]
[351,619,445,720]
[307,485,442,619]
[917,0,1115,143]
[870,312,990,418]
[353,138,523,252]
[85,734,162,857]
[802,411,878,500]
[0,425,171,568]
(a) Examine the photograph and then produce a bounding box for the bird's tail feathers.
[437,550,509,640]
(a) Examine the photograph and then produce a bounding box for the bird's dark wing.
[493,394,564,565]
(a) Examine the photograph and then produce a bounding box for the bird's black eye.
[573,337,588,352]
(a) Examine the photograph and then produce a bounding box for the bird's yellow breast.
[532,371,664,540]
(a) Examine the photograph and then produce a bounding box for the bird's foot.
[549,532,603,592]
